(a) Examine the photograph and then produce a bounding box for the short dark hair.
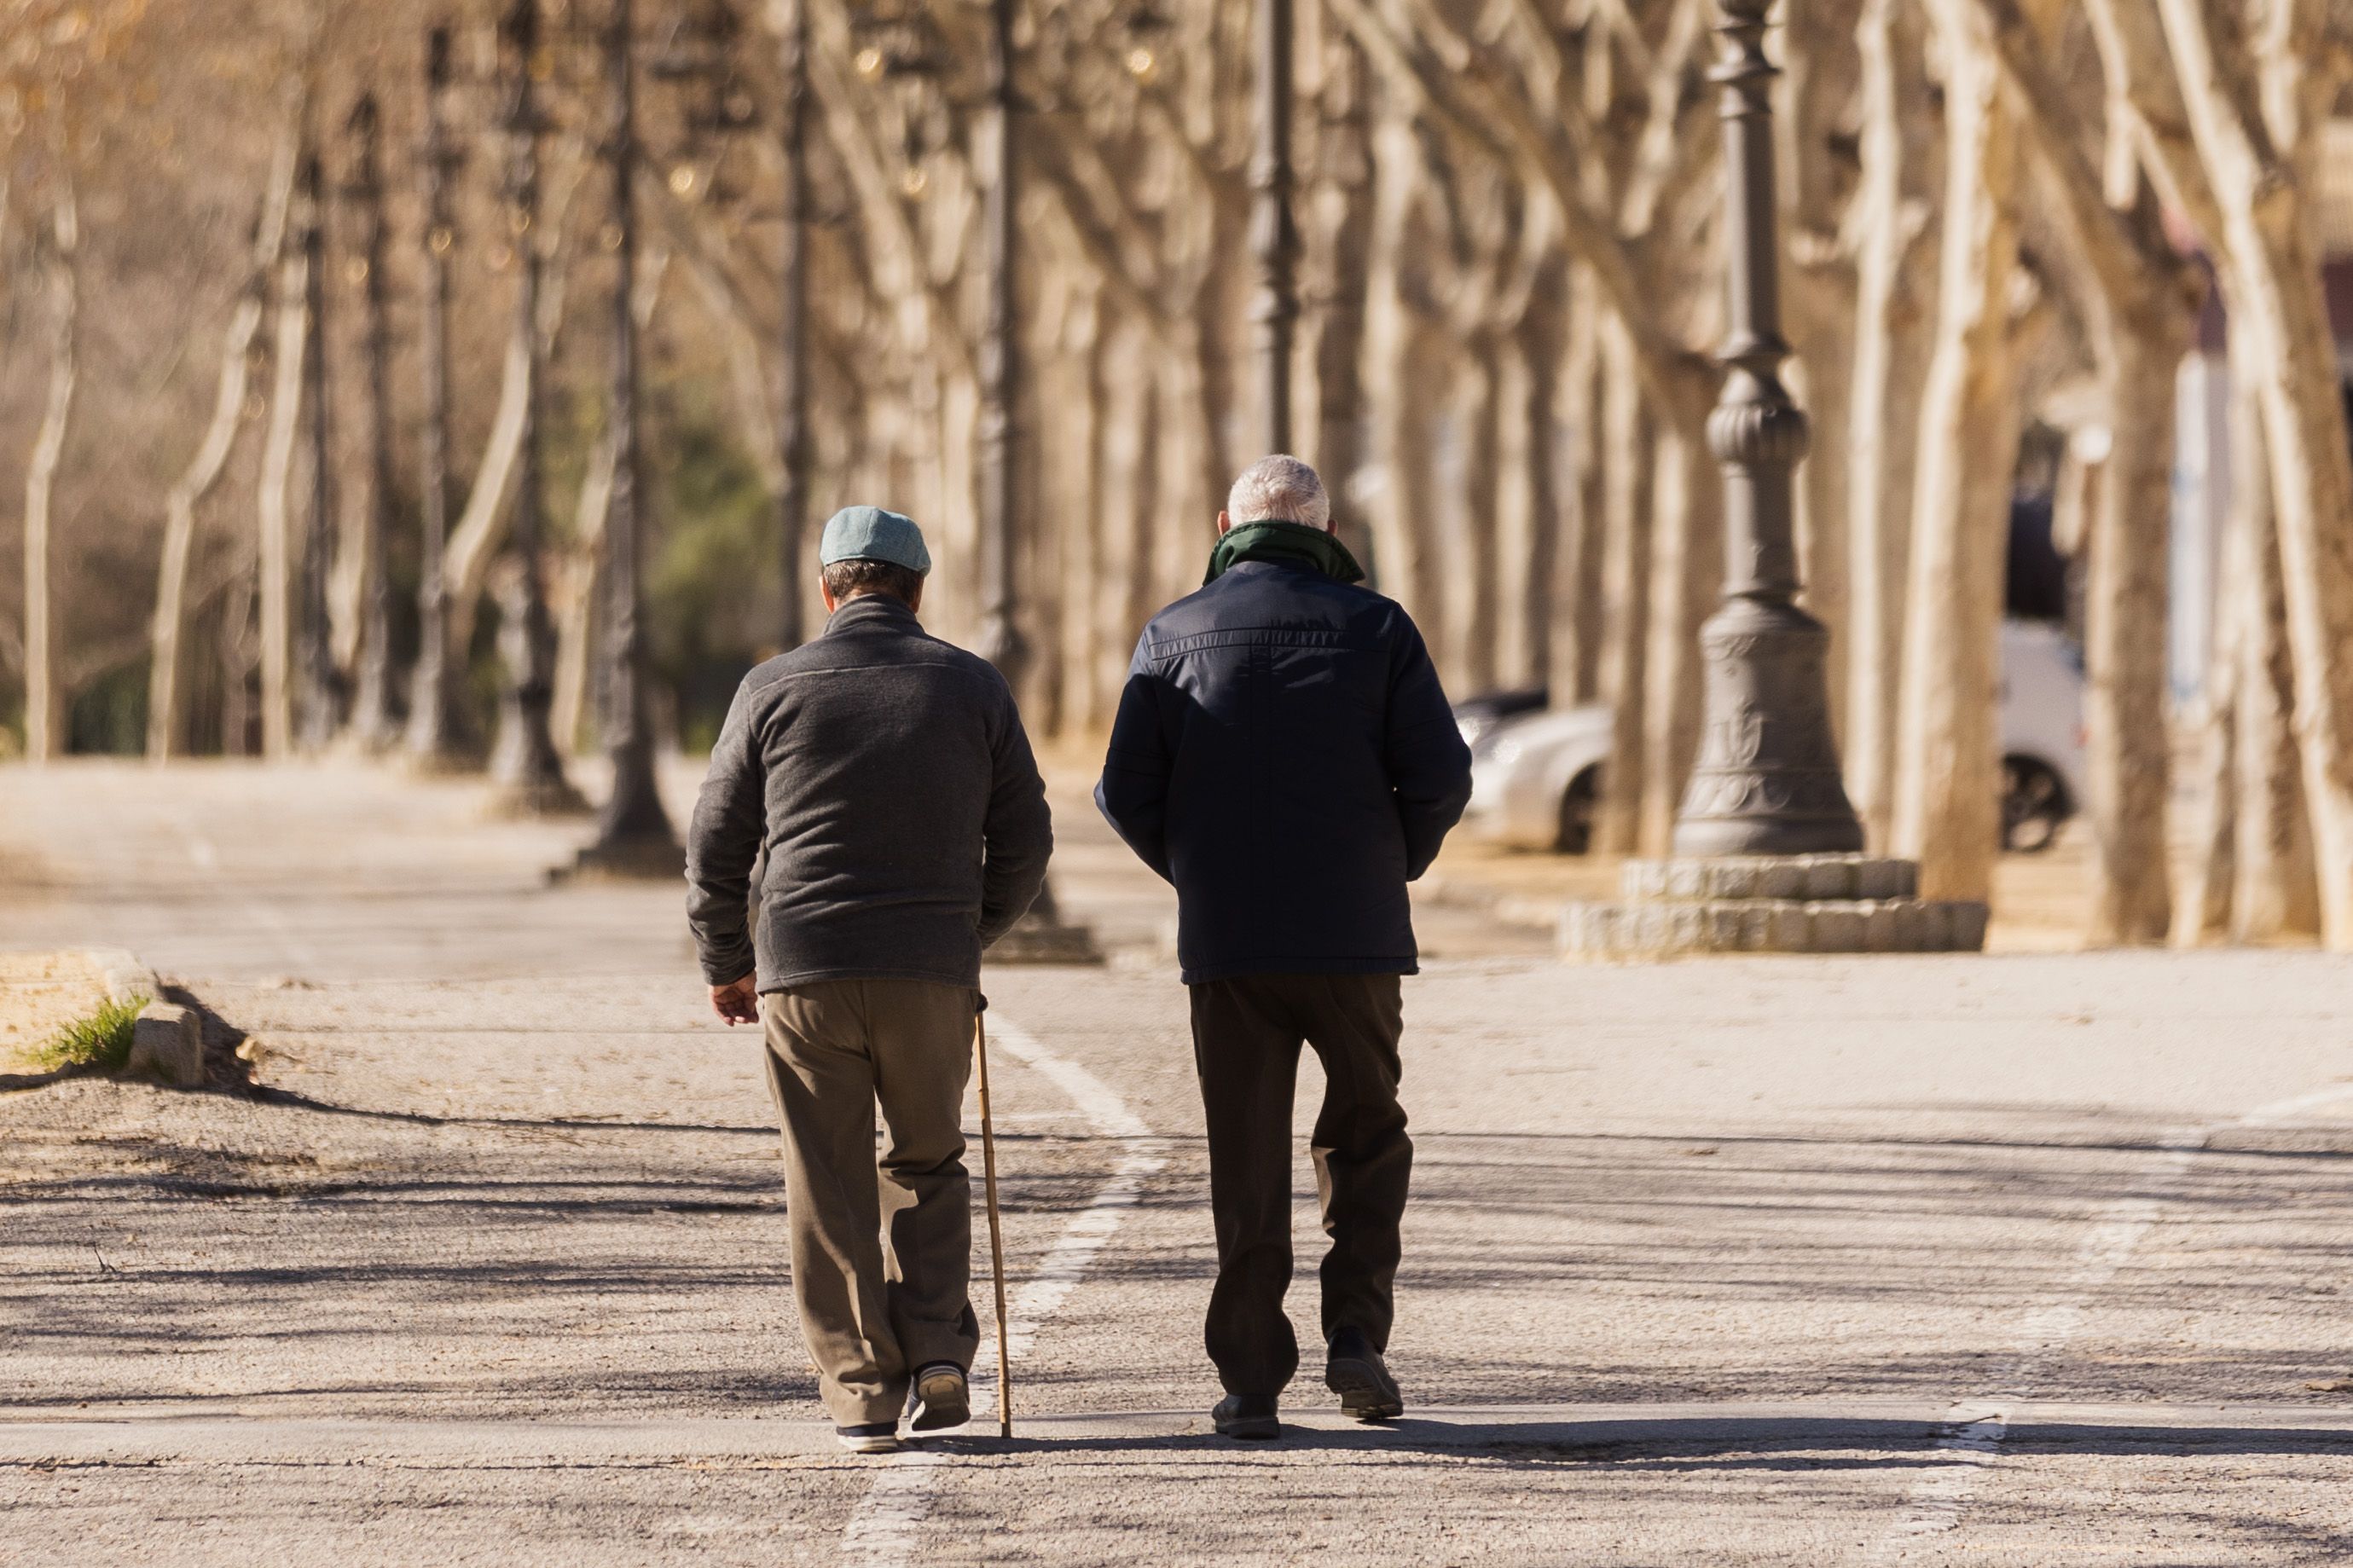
[822,558,924,605]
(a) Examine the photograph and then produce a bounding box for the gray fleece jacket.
[685,593,1053,992]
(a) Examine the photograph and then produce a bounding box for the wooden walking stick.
[975,1007,1013,1438]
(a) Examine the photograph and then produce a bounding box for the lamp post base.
[1560,854,1988,958]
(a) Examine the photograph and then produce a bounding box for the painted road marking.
[1866,1084,2353,1561]
[836,1013,1169,1568]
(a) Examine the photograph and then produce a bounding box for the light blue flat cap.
[819,505,931,575]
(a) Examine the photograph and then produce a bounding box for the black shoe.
[910,1363,971,1432]
[1212,1393,1281,1439]
[1325,1328,1404,1422]
[835,1421,901,1455]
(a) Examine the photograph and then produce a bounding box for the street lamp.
[849,0,1096,963]
[487,0,590,816]
[1562,0,1983,957]
[1669,0,1863,858]
[577,0,685,873]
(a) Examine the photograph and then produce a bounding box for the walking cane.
[974,1008,1014,1438]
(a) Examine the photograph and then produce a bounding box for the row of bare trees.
[8,0,2353,946]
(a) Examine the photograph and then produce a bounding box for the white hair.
[1226,454,1331,532]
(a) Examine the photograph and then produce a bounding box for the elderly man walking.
[687,506,1052,1455]
[1096,455,1474,1439]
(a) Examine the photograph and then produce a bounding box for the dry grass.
[0,952,118,1073]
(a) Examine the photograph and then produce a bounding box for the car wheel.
[1556,767,1600,856]
[2001,755,2069,854]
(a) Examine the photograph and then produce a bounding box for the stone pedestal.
[1560,854,1987,959]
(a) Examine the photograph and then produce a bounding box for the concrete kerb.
[87,946,204,1090]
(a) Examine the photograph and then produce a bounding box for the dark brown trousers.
[1188,972,1412,1397]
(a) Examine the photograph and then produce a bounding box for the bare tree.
[1892,0,2031,904]
[148,130,298,761]
[20,176,77,763]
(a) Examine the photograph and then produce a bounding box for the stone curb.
[83,948,205,1090]
[1560,897,1991,958]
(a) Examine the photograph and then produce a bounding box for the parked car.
[1458,619,2087,855]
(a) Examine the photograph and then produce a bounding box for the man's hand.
[710,974,760,1026]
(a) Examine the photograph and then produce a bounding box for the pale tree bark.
[149,131,297,761]
[2156,0,2353,946]
[550,246,664,753]
[256,159,310,761]
[1844,0,1939,848]
[1302,29,1373,565]
[1979,0,2198,941]
[2173,478,2240,946]
[549,432,616,755]
[2225,329,2321,939]
[21,182,77,764]
[1893,0,2026,904]
[1637,425,1722,854]
[443,141,585,656]
[1592,314,1655,856]
[1551,263,1608,705]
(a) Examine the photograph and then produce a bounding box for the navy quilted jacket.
[1094,559,1473,984]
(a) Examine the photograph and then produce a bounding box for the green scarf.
[1203,520,1366,587]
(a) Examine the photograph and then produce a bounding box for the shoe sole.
[837,1435,901,1455]
[1214,1415,1282,1440]
[909,1371,971,1432]
[1326,1357,1404,1422]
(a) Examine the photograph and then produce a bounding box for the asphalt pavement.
[3,760,2352,1565]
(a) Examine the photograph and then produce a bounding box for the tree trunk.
[1845,0,1937,849]
[2173,494,2240,946]
[1305,33,1372,564]
[2226,329,2322,940]
[1893,0,2022,904]
[550,432,616,754]
[1446,344,1502,696]
[2156,0,2353,946]
[345,96,400,752]
[2082,324,2181,943]
[1551,263,1607,705]
[149,136,296,761]
[257,170,310,761]
[1498,298,1562,691]
[22,189,77,765]
[1637,424,1722,856]
[1593,315,1655,856]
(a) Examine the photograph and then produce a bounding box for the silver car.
[1463,619,2089,855]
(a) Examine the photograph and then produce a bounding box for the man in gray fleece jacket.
[686,505,1052,1455]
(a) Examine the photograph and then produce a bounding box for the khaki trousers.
[759,978,981,1426]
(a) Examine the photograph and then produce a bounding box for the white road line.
[837,1013,1168,1568]
[1865,1084,2353,1561]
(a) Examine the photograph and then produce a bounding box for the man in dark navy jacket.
[1096,454,1473,1440]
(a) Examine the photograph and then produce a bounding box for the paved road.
[3,761,2353,1565]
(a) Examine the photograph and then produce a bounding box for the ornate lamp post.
[488,0,590,815]
[578,0,685,873]
[849,0,1096,962]
[405,26,466,770]
[1561,0,1985,958]
[776,0,811,651]
[1669,0,1862,858]
[974,0,1023,677]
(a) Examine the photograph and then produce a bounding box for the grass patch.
[29,995,145,1075]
